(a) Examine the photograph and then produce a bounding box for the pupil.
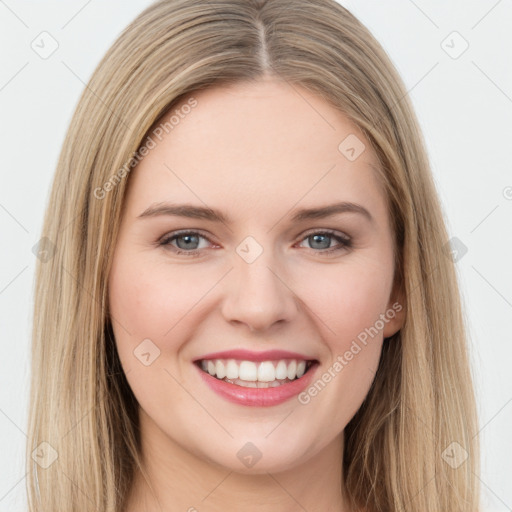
[176,234,199,250]
[310,234,330,249]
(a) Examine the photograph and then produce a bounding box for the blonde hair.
[26,0,481,511]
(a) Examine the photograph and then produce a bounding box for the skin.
[108,75,405,512]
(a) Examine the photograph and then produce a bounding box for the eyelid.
[158,228,352,256]
[294,228,352,255]
[159,228,214,243]
[298,227,351,242]
[158,229,218,253]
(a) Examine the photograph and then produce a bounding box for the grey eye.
[307,233,333,250]
[174,233,201,250]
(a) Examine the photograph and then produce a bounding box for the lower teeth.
[221,376,294,388]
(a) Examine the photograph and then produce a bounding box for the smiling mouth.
[195,358,317,388]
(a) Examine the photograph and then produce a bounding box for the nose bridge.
[221,238,297,331]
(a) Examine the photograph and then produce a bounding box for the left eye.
[297,231,350,252]
[160,231,212,253]
[159,230,351,255]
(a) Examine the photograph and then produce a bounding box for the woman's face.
[108,77,404,474]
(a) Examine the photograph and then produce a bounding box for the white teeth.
[215,360,226,379]
[257,361,276,382]
[198,358,312,383]
[239,361,258,381]
[296,360,306,378]
[224,377,291,388]
[226,359,239,379]
[287,360,297,380]
[275,360,288,380]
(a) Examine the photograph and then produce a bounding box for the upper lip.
[194,349,317,363]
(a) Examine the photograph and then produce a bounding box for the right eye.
[159,230,215,256]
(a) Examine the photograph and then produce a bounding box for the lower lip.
[195,362,319,407]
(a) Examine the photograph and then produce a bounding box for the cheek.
[297,256,393,346]
[107,254,217,413]
[294,264,390,428]
[108,253,220,359]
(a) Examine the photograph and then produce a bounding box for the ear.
[382,278,406,339]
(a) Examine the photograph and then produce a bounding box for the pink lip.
[194,361,319,407]
[194,349,315,363]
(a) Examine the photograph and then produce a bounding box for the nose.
[221,252,298,333]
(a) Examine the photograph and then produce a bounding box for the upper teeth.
[200,359,308,382]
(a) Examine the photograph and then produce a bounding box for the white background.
[0,1,511,510]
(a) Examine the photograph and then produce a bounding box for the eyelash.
[158,229,352,257]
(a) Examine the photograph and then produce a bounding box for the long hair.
[26,1,481,510]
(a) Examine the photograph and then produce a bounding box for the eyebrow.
[137,201,374,224]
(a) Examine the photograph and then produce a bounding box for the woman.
[27,0,481,511]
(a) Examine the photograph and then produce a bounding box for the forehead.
[124,78,388,225]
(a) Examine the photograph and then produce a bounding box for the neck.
[124,408,353,512]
